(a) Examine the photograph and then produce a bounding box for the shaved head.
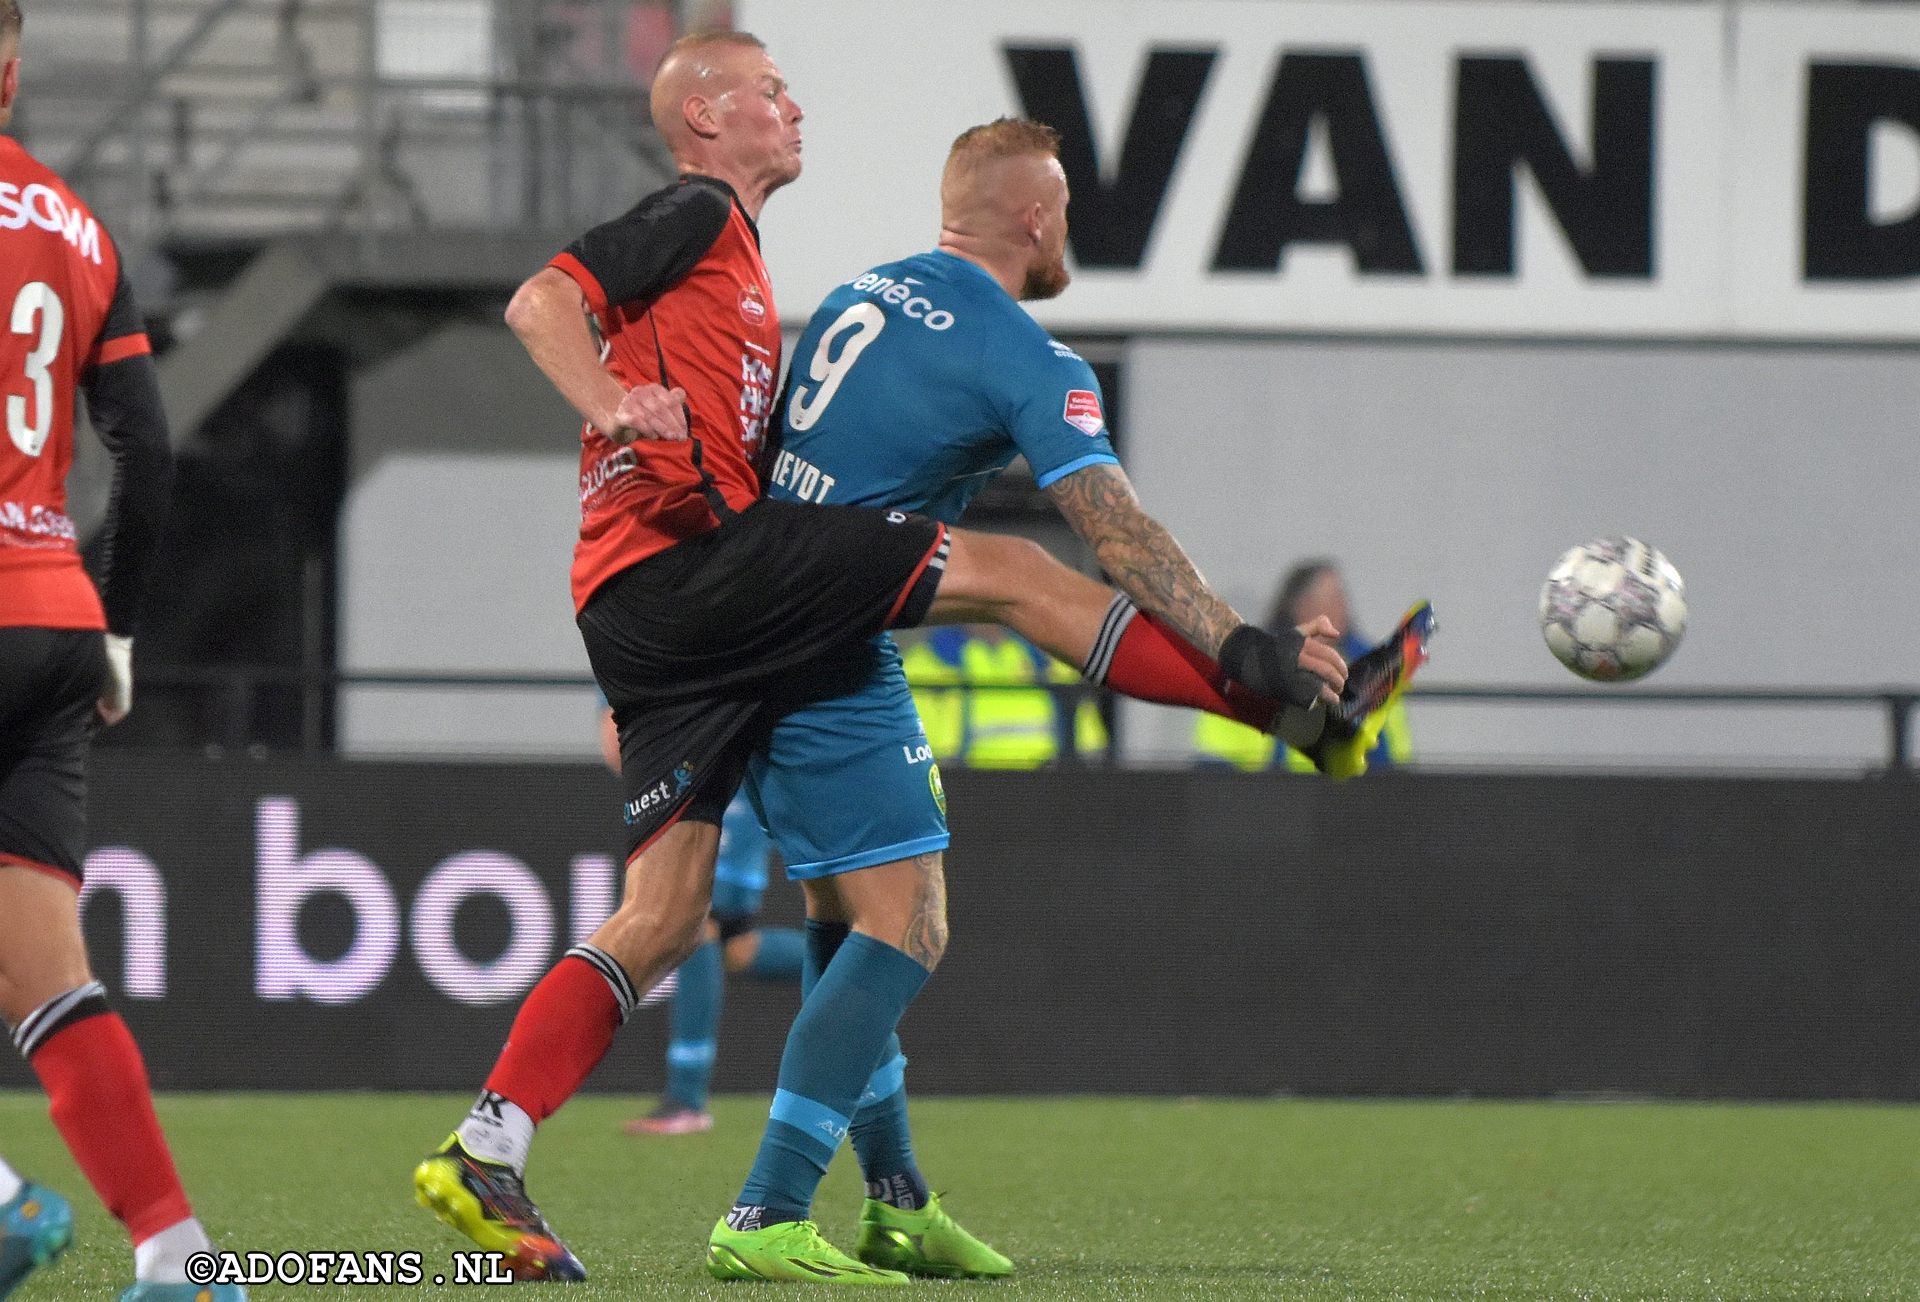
[941,119,1071,301]
[648,29,765,152]
[646,29,802,212]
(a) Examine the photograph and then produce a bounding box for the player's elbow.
[503,278,543,339]
[505,269,571,339]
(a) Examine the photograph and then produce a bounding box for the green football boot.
[707,1217,908,1285]
[854,1193,1013,1279]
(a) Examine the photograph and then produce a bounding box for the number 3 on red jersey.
[6,281,64,458]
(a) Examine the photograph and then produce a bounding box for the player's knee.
[943,531,1052,613]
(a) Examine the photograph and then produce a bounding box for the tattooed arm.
[1044,462,1246,659]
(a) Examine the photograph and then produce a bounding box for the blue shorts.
[712,793,772,918]
[746,636,950,880]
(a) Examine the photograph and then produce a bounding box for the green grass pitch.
[1,1093,1915,1299]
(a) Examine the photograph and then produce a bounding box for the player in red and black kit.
[411,29,1386,1282]
[0,5,247,1301]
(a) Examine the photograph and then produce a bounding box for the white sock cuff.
[134,1216,211,1284]
[1082,594,1139,683]
[566,943,639,1022]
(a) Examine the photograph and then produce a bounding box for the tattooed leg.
[922,461,1345,718]
[804,853,948,974]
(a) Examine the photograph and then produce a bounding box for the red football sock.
[30,1011,193,1244]
[1094,602,1277,730]
[482,954,626,1123]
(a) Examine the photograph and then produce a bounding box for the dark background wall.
[4,756,1913,1099]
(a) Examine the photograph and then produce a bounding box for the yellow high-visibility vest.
[1193,699,1412,772]
[903,634,1106,769]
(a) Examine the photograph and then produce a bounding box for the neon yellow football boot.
[854,1191,1013,1279]
[707,1216,908,1285]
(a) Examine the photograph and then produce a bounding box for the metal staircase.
[13,0,674,257]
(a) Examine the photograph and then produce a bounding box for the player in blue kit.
[704,118,1434,1282]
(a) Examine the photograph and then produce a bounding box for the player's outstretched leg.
[414,820,718,1279]
[926,530,1432,776]
[0,1157,72,1301]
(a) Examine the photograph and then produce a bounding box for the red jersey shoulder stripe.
[548,252,609,315]
[93,332,152,368]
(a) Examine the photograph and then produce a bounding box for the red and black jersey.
[549,175,783,612]
[0,136,165,633]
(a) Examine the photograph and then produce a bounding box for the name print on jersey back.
[0,181,104,266]
[770,249,1120,524]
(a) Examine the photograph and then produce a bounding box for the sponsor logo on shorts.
[886,510,908,524]
[928,763,946,816]
[623,760,697,825]
[1063,390,1105,436]
[901,742,934,765]
[738,282,768,326]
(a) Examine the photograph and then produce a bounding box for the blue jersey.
[765,250,1119,522]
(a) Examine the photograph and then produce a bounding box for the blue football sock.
[746,926,805,983]
[664,938,723,1111]
[853,1072,928,1210]
[800,918,848,997]
[734,932,929,1222]
[802,920,929,1207]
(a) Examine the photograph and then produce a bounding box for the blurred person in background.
[593,708,805,1138]
[0,3,246,1298]
[904,625,1106,768]
[1195,560,1413,773]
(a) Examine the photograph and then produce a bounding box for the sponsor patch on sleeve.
[1063,390,1106,437]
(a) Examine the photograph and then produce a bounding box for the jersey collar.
[924,248,1007,296]
[681,174,759,247]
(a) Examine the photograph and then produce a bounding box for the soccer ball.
[1538,537,1686,682]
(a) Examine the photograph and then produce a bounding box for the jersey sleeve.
[998,338,1120,489]
[86,267,153,371]
[548,180,734,313]
[80,349,173,636]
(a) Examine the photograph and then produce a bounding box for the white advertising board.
[740,0,1920,339]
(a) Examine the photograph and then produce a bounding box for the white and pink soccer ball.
[1538,537,1687,682]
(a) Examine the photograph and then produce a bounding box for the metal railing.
[118,667,1919,775]
[25,0,686,258]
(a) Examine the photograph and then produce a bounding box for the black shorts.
[0,627,107,890]
[579,498,947,858]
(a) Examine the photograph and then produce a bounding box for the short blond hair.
[946,118,1061,171]
[0,1,21,45]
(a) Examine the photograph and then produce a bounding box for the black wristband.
[1219,624,1323,710]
